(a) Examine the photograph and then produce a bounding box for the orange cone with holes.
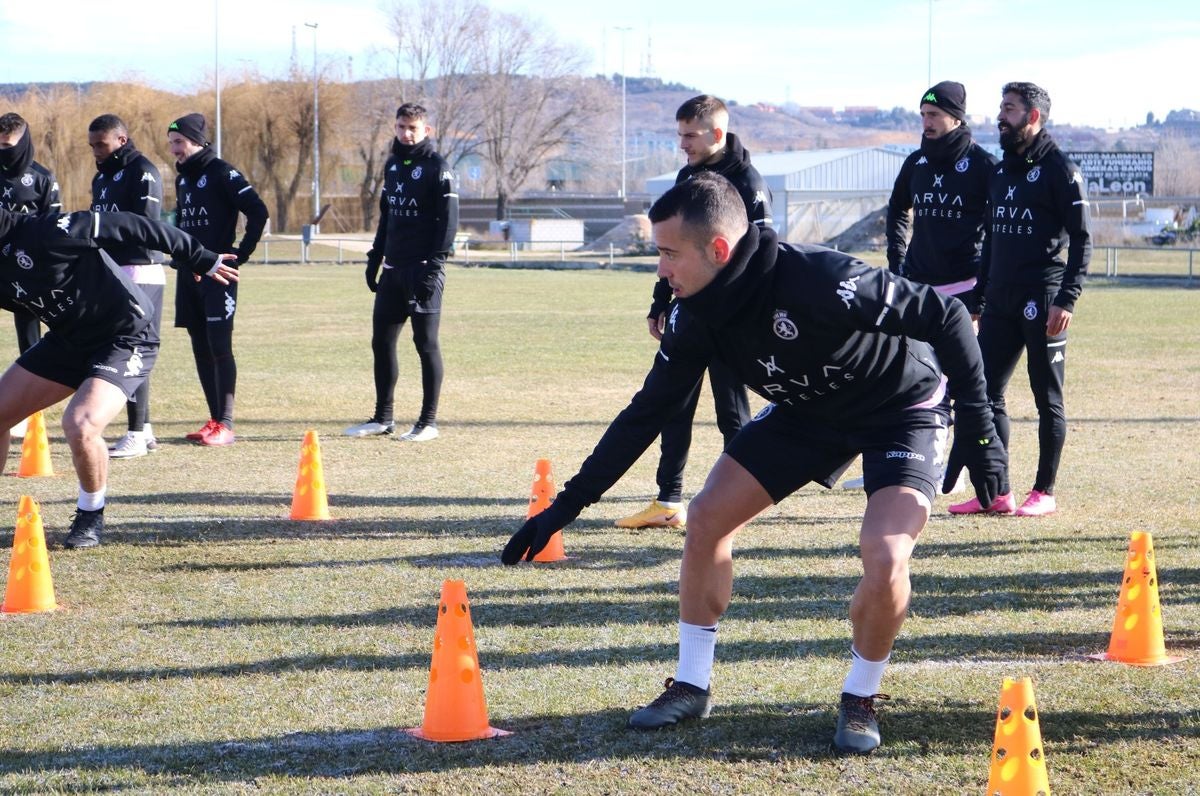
[17,411,54,478]
[289,430,331,520]
[2,496,58,613]
[986,677,1051,796]
[1089,531,1183,666]
[526,458,566,562]
[407,579,509,742]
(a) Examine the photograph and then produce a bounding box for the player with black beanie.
[167,113,269,447]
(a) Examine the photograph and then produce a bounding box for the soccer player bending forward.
[503,172,1006,754]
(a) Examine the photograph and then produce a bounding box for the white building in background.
[645,146,909,244]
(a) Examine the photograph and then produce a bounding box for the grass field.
[1,264,1198,794]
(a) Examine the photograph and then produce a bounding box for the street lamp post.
[214,0,222,156]
[304,22,320,234]
[615,26,631,200]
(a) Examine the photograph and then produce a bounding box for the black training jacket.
[368,138,458,269]
[886,127,997,286]
[174,147,268,264]
[560,226,986,508]
[649,133,773,318]
[978,130,1090,313]
[92,141,164,265]
[0,211,219,348]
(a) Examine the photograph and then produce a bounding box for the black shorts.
[374,263,445,322]
[726,404,950,503]
[17,330,159,400]
[174,274,238,329]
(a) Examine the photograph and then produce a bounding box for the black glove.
[501,494,584,565]
[942,418,1007,509]
[364,262,379,293]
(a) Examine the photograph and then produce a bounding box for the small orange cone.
[407,580,509,742]
[1089,531,1184,666]
[986,677,1051,796]
[289,429,331,520]
[2,496,58,613]
[17,411,54,478]
[526,458,566,562]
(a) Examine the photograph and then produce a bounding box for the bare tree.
[1155,131,1200,196]
[476,11,595,218]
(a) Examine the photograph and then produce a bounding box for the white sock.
[675,621,717,690]
[841,645,890,697]
[78,487,106,512]
[657,500,683,509]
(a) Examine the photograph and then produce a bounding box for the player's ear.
[711,235,732,264]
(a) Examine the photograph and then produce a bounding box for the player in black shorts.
[502,173,1005,754]
[0,209,238,548]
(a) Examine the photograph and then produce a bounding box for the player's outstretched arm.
[501,493,586,564]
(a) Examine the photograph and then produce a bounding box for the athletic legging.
[126,283,165,432]
[188,320,237,428]
[371,311,443,427]
[977,287,1068,495]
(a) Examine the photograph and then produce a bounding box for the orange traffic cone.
[986,677,1051,796]
[289,430,331,520]
[1089,531,1184,666]
[2,496,58,613]
[17,411,54,478]
[407,580,510,742]
[526,458,566,562]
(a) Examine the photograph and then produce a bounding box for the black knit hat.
[168,113,209,146]
[920,81,967,121]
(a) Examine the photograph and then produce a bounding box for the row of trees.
[1,0,618,233]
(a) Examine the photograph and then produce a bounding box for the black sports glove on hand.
[501,494,585,565]
[942,414,1007,509]
[364,262,379,293]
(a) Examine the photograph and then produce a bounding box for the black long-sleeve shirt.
[560,226,986,508]
[886,127,997,286]
[978,130,1091,313]
[92,141,164,265]
[368,138,458,268]
[0,211,220,348]
[174,147,268,264]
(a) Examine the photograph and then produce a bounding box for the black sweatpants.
[977,286,1068,495]
[371,264,445,427]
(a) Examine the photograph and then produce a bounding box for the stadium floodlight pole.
[305,22,320,234]
[214,0,222,157]
[615,26,632,200]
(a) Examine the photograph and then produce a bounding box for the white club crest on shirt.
[411,166,423,180]
[772,309,799,340]
[198,175,208,188]
[20,173,34,187]
[1023,301,1038,320]
[955,157,970,173]
[1027,166,1041,183]
[16,249,33,270]
[114,170,123,182]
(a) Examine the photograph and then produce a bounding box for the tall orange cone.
[1089,531,1184,666]
[526,458,566,562]
[17,411,54,478]
[407,580,509,742]
[2,496,58,613]
[289,429,331,520]
[986,677,1051,796]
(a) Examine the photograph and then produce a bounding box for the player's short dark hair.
[88,114,128,136]
[649,172,748,242]
[0,112,28,136]
[676,94,728,124]
[396,102,428,122]
[1002,82,1051,122]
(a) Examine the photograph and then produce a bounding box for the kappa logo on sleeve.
[56,216,71,233]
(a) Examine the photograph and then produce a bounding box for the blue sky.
[1,0,1193,129]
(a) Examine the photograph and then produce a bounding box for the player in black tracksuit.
[617,95,772,530]
[348,103,458,442]
[503,173,1006,754]
[167,113,269,446]
[0,208,237,547]
[0,113,62,355]
[89,114,166,458]
[964,82,1090,517]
